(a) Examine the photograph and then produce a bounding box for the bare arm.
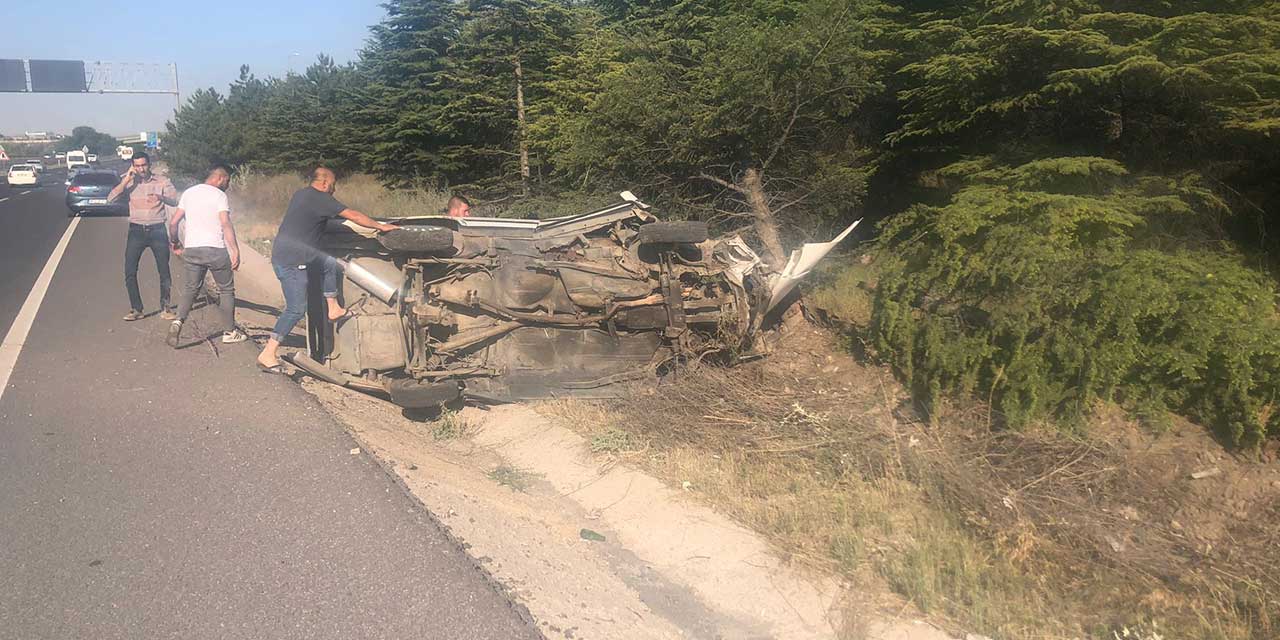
[338,208,399,233]
[108,170,134,201]
[219,210,240,270]
[168,207,186,240]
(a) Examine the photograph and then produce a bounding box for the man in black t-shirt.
[257,167,398,373]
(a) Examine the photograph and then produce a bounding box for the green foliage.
[161,0,1280,448]
[886,0,1280,255]
[550,0,887,226]
[165,60,366,178]
[871,156,1280,446]
[360,0,461,185]
[54,126,119,157]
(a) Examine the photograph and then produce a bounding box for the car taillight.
[68,185,80,193]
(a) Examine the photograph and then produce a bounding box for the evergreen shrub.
[871,156,1280,446]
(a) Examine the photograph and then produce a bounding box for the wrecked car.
[287,192,858,409]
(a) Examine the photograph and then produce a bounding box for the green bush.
[871,156,1280,447]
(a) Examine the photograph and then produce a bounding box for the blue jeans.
[270,257,339,342]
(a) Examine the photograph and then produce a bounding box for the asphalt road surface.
[0,169,540,639]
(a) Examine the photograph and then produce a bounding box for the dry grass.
[538,325,1279,639]
[227,167,451,248]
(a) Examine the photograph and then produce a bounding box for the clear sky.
[0,1,387,138]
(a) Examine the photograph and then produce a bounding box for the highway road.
[0,166,539,639]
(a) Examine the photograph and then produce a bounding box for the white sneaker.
[222,329,249,344]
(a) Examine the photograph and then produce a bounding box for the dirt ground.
[551,316,1280,639]
[299,375,956,640]
[227,234,1278,638]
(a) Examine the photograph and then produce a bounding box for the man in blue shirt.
[256,167,397,373]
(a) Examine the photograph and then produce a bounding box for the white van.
[65,150,87,168]
[117,146,134,161]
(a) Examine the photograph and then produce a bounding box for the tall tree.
[551,0,887,255]
[360,0,461,185]
[438,0,579,193]
[55,126,120,157]
[164,89,233,176]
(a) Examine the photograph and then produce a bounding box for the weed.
[431,408,469,440]
[488,464,538,493]
[589,427,640,454]
[807,258,878,328]
[540,326,1278,639]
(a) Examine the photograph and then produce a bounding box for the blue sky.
[0,1,387,137]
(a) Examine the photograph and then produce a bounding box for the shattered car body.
[292,193,856,408]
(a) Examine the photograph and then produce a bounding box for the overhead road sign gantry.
[0,59,180,108]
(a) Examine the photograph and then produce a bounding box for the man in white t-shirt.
[165,165,246,347]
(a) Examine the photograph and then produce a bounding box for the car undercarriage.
[288,193,857,409]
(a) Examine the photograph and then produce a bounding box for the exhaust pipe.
[337,258,403,304]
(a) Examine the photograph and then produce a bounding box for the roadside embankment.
[229,239,954,639]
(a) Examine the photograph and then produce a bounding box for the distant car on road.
[24,159,45,173]
[55,152,66,161]
[65,162,92,184]
[87,153,98,163]
[66,171,125,217]
[7,164,40,187]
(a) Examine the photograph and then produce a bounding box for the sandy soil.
[300,377,954,640]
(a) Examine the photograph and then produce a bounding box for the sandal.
[257,361,285,375]
[123,310,144,321]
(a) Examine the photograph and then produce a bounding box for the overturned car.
[288,192,857,409]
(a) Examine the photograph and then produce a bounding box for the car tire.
[388,378,463,409]
[635,221,709,245]
[377,226,456,255]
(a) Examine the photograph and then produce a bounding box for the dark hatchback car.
[65,171,125,217]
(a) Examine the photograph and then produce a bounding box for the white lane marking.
[0,217,82,399]
[0,198,8,203]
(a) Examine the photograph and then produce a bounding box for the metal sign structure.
[0,59,179,108]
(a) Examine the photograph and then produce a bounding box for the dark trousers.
[176,247,236,332]
[124,222,172,313]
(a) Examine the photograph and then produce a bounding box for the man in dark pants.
[256,167,397,373]
[108,152,179,321]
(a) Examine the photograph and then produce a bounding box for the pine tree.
[438,0,579,193]
[360,0,461,185]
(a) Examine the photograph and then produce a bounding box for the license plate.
[88,199,108,205]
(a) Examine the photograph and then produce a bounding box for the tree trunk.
[514,53,531,196]
[742,168,786,270]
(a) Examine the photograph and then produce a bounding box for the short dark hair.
[132,152,149,163]
[208,164,233,178]
[448,195,471,208]
[309,165,338,182]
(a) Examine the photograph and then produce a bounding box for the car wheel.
[388,378,463,409]
[377,226,456,255]
[635,221,709,245]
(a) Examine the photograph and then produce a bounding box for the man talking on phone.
[109,152,179,321]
